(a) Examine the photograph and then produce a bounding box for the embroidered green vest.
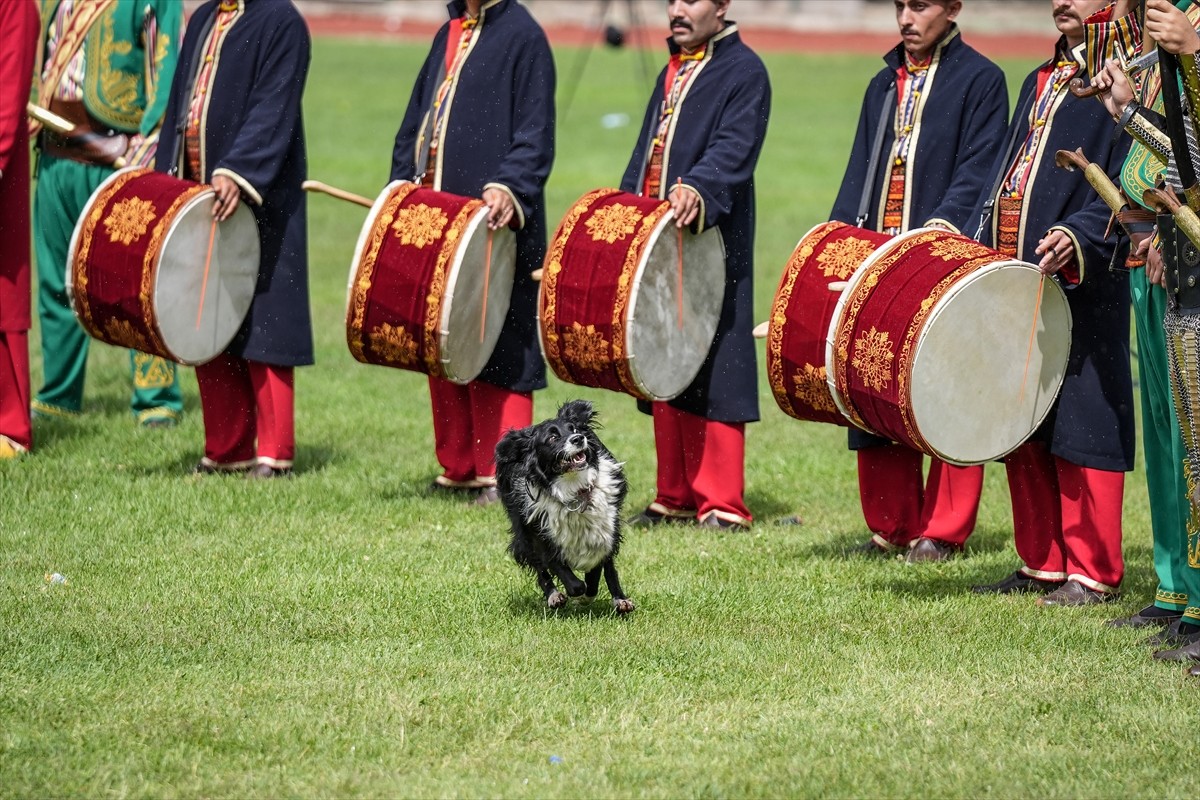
[39,0,181,136]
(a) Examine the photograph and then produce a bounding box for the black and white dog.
[494,400,635,614]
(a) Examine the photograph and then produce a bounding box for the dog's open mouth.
[559,451,588,472]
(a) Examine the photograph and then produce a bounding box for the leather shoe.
[192,458,252,475]
[851,538,896,557]
[905,537,962,564]
[1143,618,1188,647]
[1105,605,1182,629]
[428,475,485,494]
[1152,633,1200,661]
[1189,664,1200,677]
[471,486,500,507]
[1036,580,1116,607]
[628,506,694,527]
[246,463,292,479]
[698,513,748,531]
[971,570,1063,595]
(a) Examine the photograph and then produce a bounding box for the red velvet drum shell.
[766,221,892,425]
[66,167,259,365]
[345,181,516,384]
[827,228,1071,465]
[539,188,725,402]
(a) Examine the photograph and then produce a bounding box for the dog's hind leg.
[536,569,567,609]
[602,558,635,614]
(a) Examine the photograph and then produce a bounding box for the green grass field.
[3,39,1198,798]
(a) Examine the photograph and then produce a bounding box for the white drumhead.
[910,261,1071,465]
[155,194,259,364]
[439,209,516,384]
[626,215,725,400]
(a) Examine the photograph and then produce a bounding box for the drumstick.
[196,217,218,330]
[1019,275,1046,405]
[480,228,493,343]
[301,179,373,208]
[676,178,685,330]
[531,268,543,282]
[752,321,769,339]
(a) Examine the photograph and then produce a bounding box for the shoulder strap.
[974,88,1035,241]
[856,83,896,227]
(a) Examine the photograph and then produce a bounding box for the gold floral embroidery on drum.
[852,326,894,392]
[104,318,150,353]
[562,322,611,371]
[391,203,449,248]
[928,237,990,262]
[793,363,835,413]
[369,323,419,366]
[816,237,875,279]
[585,204,643,244]
[104,197,156,245]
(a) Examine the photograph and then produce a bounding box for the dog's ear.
[558,399,597,430]
[494,426,533,472]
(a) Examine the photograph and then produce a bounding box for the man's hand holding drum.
[1035,229,1077,275]
[668,184,702,228]
[481,186,514,230]
[211,174,240,222]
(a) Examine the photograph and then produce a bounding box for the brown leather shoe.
[471,486,500,507]
[246,463,292,479]
[628,505,695,527]
[1105,605,1182,629]
[971,570,1063,595]
[851,538,897,557]
[904,537,963,564]
[1189,664,1200,677]
[1036,580,1116,607]
[698,513,748,531]
[1152,632,1200,661]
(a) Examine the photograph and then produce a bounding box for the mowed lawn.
[3,37,1198,798]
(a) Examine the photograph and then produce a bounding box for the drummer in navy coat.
[391,0,554,505]
[624,0,771,530]
[827,0,1008,561]
[966,0,1133,603]
[156,0,313,478]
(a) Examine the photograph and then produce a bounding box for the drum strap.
[414,59,448,183]
[168,10,219,177]
[974,90,1035,242]
[856,84,896,228]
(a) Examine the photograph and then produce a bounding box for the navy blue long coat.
[391,0,555,393]
[831,27,1008,234]
[965,40,1134,472]
[831,27,1008,450]
[621,24,771,422]
[156,0,313,367]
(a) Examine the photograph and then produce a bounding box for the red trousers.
[651,402,751,525]
[429,376,531,484]
[0,331,31,451]
[1004,441,1125,592]
[195,354,295,468]
[858,444,983,549]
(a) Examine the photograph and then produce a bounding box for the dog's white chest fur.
[525,455,623,572]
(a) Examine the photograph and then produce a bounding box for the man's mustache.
[670,17,693,30]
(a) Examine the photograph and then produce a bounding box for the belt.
[38,98,129,168]
[1160,212,1200,312]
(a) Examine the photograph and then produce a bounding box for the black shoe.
[628,505,694,527]
[192,458,253,475]
[1106,605,1182,629]
[471,486,500,507]
[971,570,1064,595]
[904,537,963,564]
[428,475,486,494]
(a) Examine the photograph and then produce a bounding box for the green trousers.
[33,155,182,423]
[1130,267,1200,621]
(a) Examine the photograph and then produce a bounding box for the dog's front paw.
[547,590,567,609]
[612,598,635,615]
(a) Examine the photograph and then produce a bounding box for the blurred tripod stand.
[560,0,656,119]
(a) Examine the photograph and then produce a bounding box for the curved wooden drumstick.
[302,179,372,208]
